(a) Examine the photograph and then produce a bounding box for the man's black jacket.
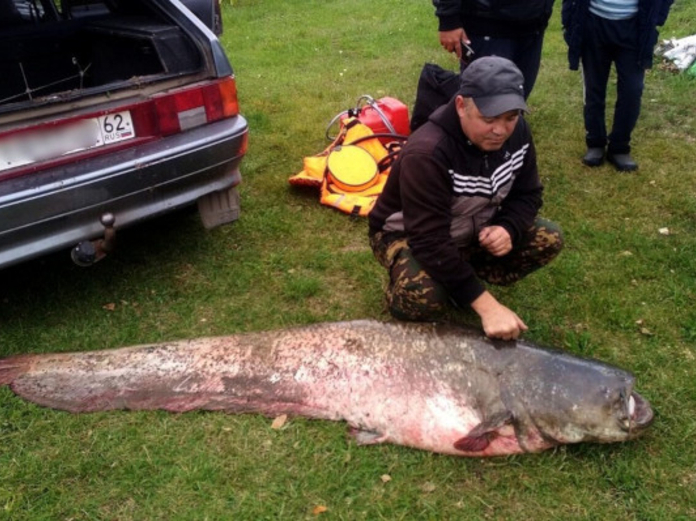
[369,98,543,307]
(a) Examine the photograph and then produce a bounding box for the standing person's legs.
[465,33,544,99]
[607,17,644,163]
[466,35,515,69]
[580,14,613,157]
[510,32,545,98]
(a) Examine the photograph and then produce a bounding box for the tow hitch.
[71,213,116,267]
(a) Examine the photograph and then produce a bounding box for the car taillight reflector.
[154,77,240,136]
[239,130,249,156]
[217,77,240,118]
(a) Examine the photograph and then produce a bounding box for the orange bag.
[289,116,404,217]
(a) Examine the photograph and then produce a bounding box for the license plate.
[0,111,135,173]
[98,111,135,145]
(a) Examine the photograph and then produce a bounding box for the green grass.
[1,0,696,519]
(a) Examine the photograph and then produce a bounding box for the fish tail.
[0,355,33,386]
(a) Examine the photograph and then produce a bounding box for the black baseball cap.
[458,56,528,117]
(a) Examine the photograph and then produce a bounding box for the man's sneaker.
[607,153,638,172]
[582,147,605,167]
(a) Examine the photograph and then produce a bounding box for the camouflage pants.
[369,218,564,321]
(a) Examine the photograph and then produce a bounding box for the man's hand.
[438,28,468,58]
[471,291,528,340]
[478,226,512,257]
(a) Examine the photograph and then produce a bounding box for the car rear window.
[0,0,204,110]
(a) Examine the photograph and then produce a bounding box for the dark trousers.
[464,31,545,99]
[581,13,645,154]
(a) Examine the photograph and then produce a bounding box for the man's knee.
[474,218,563,286]
[386,250,449,321]
[531,218,564,264]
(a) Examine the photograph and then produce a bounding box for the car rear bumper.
[0,115,248,269]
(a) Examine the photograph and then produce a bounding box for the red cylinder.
[344,97,410,144]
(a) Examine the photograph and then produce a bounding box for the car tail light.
[154,77,239,136]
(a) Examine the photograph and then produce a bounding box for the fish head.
[536,388,653,446]
[504,356,654,450]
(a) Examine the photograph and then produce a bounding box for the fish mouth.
[628,391,654,434]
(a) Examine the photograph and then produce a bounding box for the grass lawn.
[1,0,695,519]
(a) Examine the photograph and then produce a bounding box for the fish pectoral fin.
[454,433,492,452]
[350,427,388,445]
[453,411,513,453]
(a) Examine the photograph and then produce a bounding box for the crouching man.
[369,57,563,340]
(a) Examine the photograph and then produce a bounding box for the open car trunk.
[0,0,214,112]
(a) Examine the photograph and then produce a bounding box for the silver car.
[0,0,248,268]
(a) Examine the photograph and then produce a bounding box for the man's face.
[455,95,519,152]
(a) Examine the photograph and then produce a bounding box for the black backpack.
[410,63,460,132]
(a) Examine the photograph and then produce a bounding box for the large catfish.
[0,320,653,457]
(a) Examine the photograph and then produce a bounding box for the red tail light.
[154,77,240,136]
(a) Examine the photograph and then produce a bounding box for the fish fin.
[453,411,513,453]
[454,433,492,452]
[0,355,32,386]
[350,427,388,445]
